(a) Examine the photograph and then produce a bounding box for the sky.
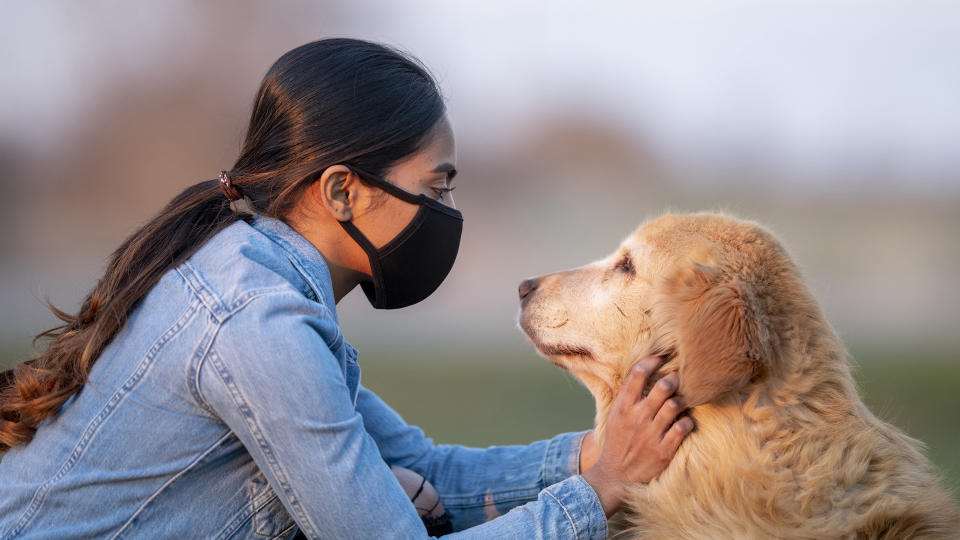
[3,1,959,193]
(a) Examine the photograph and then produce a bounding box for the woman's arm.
[356,383,592,530]
[199,290,608,538]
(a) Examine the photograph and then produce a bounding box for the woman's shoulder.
[175,218,334,321]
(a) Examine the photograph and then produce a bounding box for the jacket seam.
[543,488,579,539]
[110,431,235,539]
[175,264,293,324]
[441,487,542,509]
[190,288,315,415]
[176,262,225,320]
[189,313,225,417]
[282,254,332,314]
[538,435,553,490]
[209,469,284,540]
[188,322,220,416]
[203,345,319,538]
[2,299,201,540]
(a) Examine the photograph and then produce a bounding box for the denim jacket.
[0,213,607,539]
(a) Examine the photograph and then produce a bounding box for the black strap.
[346,166,463,219]
[410,475,427,504]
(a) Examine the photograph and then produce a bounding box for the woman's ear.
[305,164,356,221]
[649,262,770,407]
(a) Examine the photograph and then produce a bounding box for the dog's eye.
[614,255,635,275]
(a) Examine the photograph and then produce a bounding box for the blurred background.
[1,1,957,494]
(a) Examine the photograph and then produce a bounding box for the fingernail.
[658,378,675,391]
[638,356,660,371]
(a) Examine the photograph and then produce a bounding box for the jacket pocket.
[248,470,299,539]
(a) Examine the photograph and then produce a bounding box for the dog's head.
[518,212,802,419]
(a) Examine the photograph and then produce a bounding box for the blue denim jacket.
[0,213,607,539]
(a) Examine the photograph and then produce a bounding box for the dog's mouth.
[536,343,594,370]
[540,343,593,357]
[518,316,593,369]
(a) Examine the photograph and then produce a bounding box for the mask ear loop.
[333,166,399,308]
[347,165,464,219]
[337,217,388,308]
[346,165,424,203]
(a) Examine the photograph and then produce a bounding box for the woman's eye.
[431,186,456,201]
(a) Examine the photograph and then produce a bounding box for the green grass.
[847,353,960,496]
[2,345,958,502]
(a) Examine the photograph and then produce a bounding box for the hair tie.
[219,170,257,215]
[219,170,243,201]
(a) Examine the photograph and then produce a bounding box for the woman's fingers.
[639,372,679,422]
[621,356,662,406]
[660,416,694,455]
[649,374,682,432]
[582,355,695,515]
[651,396,683,435]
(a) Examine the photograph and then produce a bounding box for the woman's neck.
[323,255,366,304]
[285,213,368,305]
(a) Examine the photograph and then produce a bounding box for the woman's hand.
[390,465,445,518]
[579,431,600,473]
[580,355,693,517]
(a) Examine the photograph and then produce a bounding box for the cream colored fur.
[518,212,959,539]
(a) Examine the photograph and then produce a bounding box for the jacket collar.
[247,213,338,322]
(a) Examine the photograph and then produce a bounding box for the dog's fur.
[518,212,959,539]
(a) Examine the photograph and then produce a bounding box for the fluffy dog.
[518,212,959,539]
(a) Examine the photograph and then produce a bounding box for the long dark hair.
[0,38,446,450]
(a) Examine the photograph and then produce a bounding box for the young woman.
[0,38,693,538]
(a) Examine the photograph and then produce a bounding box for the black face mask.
[337,166,463,309]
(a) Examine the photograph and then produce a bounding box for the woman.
[0,38,693,538]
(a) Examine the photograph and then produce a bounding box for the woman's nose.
[518,278,539,299]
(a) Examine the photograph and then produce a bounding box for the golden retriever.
[517,212,959,539]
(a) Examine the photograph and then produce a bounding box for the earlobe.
[315,165,355,222]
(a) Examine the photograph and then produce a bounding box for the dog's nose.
[519,278,539,300]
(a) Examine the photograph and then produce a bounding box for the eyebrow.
[432,162,458,180]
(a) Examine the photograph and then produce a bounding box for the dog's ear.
[648,262,769,407]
